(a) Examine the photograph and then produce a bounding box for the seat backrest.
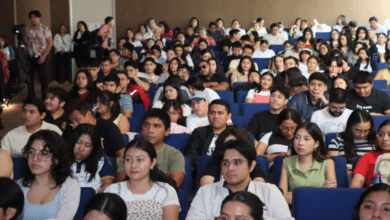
[231,116,246,128]
[178,189,188,220]
[377,63,388,70]
[216,91,234,103]
[74,187,95,220]
[147,83,156,101]
[273,156,286,186]
[122,134,129,145]
[12,157,23,180]
[269,44,285,54]
[230,103,239,118]
[134,133,190,154]
[128,117,138,132]
[325,133,338,149]
[197,156,213,190]
[181,157,192,193]
[352,156,361,171]
[373,80,387,89]
[292,188,365,220]
[372,115,390,131]
[253,58,271,72]
[241,103,270,122]
[232,82,248,90]
[256,156,269,182]
[333,156,349,188]
[132,104,146,131]
[236,91,249,110]
[316,32,331,41]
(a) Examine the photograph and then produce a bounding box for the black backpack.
[87,29,103,48]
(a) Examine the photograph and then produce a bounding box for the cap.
[191,91,207,101]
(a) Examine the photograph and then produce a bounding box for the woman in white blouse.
[53,24,72,84]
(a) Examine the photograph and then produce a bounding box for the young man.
[283,37,306,59]
[288,72,329,120]
[121,42,135,61]
[1,98,62,156]
[186,139,293,220]
[116,109,185,188]
[65,99,125,164]
[186,91,210,131]
[263,23,287,45]
[102,74,133,117]
[199,60,229,91]
[86,58,103,88]
[98,57,116,79]
[43,87,72,132]
[185,99,232,163]
[346,71,390,115]
[311,88,353,136]
[97,16,115,58]
[222,41,242,72]
[25,10,53,99]
[368,16,387,34]
[177,64,191,85]
[221,29,241,52]
[207,21,223,42]
[247,85,289,140]
[124,60,150,92]
[138,57,159,84]
[274,56,299,86]
[109,49,128,70]
[225,45,259,78]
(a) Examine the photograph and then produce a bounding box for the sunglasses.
[200,65,207,69]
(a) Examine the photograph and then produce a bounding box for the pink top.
[170,123,191,134]
[25,24,52,57]
[99,24,110,49]
[191,37,216,48]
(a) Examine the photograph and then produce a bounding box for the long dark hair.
[83,193,127,220]
[71,70,94,91]
[77,21,88,32]
[254,72,274,93]
[237,56,256,75]
[162,100,186,126]
[124,138,177,189]
[353,183,390,220]
[221,191,264,220]
[22,130,72,188]
[318,43,331,65]
[291,122,329,162]
[339,109,376,163]
[168,58,180,76]
[374,119,390,152]
[338,33,353,51]
[354,27,369,41]
[209,58,221,74]
[329,29,340,49]
[174,44,187,61]
[95,90,121,121]
[69,124,103,182]
[303,27,316,48]
[161,79,184,104]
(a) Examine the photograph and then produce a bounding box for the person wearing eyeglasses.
[256,109,301,166]
[347,71,390,116]
[17,130,80,219]
[198,60,229,91]
[311,88,353,137]
[328,109,377,176]
[1,98,62,157]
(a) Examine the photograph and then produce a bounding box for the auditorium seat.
[216,91,234,103]
[178,189,188,220]
[316,32,331,41]
[377,63,388,70]
[269,44,284,54]
[12,157,23,180]
[74,187,95,220]
[134,133,190,153]
[182,157,192,193]
[241,103,270,123]
[372,115,390,131]
[128,117,138,132]
[325,133,338,148]
[373,80,387,89]
[253,58,271,72]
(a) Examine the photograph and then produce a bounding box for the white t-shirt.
[359,62,373,73]
[1,121,63,157]
[311,107,353,136]
[377,44,386,54]
[224,28,247,37]
[186,115,209,131]
[104,181,180,219]
[203,88,220,103]
[137,72,160,83]
[260,132,289,155]
[253,49,276,58]
[207,135,219,156]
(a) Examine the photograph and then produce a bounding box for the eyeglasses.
[25,150,53,162]
[167,111,180,116]
[329,106,346,112]
[179,70,189,74]
[200,65,208,69]
[352,128,370,135]
[280,126,297,132]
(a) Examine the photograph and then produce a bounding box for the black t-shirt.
[43,112,72,133]
[247,111,279,141]
[221,39,232,50]
[346,88,390,114]
[342,67,359,81]
[222,55,241,72]
[202,158,265,182]
[200,73,229,84]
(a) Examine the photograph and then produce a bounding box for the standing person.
[97,16,115,58]
[25,10,53,99]
[73,21,90,69]
[53,24,72,84]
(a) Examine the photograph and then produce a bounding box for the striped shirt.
[328,134,375,170]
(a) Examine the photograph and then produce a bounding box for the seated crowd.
[3,12,390,220]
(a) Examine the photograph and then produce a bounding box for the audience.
[198,60,229,91]
[18,130,80,219]
[311,88,353,136]
[102,74,133,118]
[186,139,293,220]
[279,122,337,204]
[263,23,288,45]
[105,138,180,219]
[68,69,101,106]
[347,71,390,115]
[69,124,116,193]
[1,98,62,157]
[162,100,191,134]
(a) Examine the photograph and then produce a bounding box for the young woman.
[151,45,166,65]
[377,33,388,63]
[289,17,303,38]
[279,122,337,204]
[329,29,340,49]
[185,26,196,42]
[245,72,274,103]
[247,18,267,37]
[354,47,378,73]
[368,30,377,44]
[333,15,347,32]
[109,49,124,70]
[338,33,353,59]
[374,55,390,87]
[69,124,116,193]
[231,56,256,87]
[303,28,316,50]
[253,40,275,58]
[209,58,221,75]
[298,49,312,78]
[347,42,366,66]
[285,67,308,97]
[217,191,264,220]
[327,56,343,79]
[117,38,126,54]
[187,76,220,103]
[268,54,285,76]
[188,17,200,34]
[18,130,80,219]
[328,110,376,175]
[68,70,101,106]
[83,193,127,220]
[157,58,180,85]
[350,119,390,188]
[104,138,180,220]
[125,28,135,44]
[307,56,321,76]
[152,80,191,116]
[294,20,308,38]
[162,100,191,134]
[72,21,90,69]
[162,48,177,73]
[0,36,15,61]
[354,27,374,49]
[200,127,266,187]
[53,24,72,84]
[332,74,351,90]
[140,57,160,85]
[256,109,301,163]
[174,44,194,68]
[318,43,331,70]
[95,91,130,134]
[135,24,149,41]
[159,21,174,40]
[353,183,390,220]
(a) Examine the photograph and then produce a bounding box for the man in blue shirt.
[287,72,329,120]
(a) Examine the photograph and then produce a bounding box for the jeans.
[54,52,71,83]
[27,55,48,99]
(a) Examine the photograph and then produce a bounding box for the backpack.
[372,153,390,186]
[87,29,103,49]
